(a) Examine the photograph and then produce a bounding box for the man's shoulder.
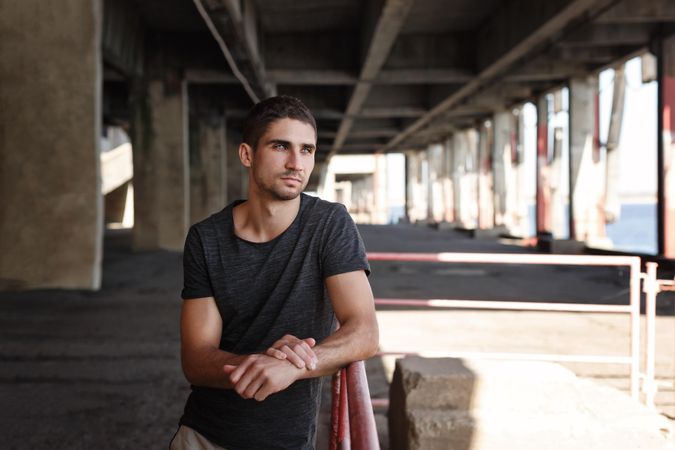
[301,193,348,219]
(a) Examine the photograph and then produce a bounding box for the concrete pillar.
[512,108,529,236]
[405,151,427,223]
[492,111,513,230]
[536,94,553,235]
[226,127,247,202]
[131,76,189,251]
[569,76,606,244]
[105,181,131,224]
[190,113,227,224]
[440,138,455,224]
[0,0,103,290]
[373,154,388,224]
[604,65,626,225]
[427,143,445,224]
[477,123,495,229]
[455,129,479,229]
[659,35,675,257]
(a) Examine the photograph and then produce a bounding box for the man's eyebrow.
[267,139,291,146]
[266,139,316,149]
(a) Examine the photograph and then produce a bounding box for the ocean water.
[525,203,657,254]
[605,203,658,254]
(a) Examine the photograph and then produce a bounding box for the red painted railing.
[330,360,380,450]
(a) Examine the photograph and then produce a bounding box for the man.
[172,96,379,450]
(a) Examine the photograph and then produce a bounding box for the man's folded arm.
[180,296,247,389]
[298,269,379,379]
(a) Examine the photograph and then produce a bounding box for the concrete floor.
[0,224,673,449]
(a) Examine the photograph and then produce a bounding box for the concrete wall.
[0,0,103,289]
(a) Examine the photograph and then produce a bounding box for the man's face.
[248,118,316,201]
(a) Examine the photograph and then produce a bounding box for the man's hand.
[265,334,318,370]
[226,354,303,401]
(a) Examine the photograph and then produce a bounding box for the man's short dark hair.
[242,95,317,149]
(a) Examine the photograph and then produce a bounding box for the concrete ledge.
[389,357,673,450]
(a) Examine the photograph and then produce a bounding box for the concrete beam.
[359,106,427,118]
[194,0,274,102]
[102,0,145,77]
[268,69,357,86]
[504,59,587,82]
[597,0,675,24]
[331,0,416,155]
[383,0,614,152]
[557,23,651,47]
[377,68,474,84]
[0,0,103,290]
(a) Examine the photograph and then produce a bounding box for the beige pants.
[170,425,227,450]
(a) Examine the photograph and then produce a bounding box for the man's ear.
[239,143,253,167]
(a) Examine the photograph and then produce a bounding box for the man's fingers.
[294,341,318,370]
[266,348,287,360]
[303,337,316,347]
[242,374,265,399]
[281,344,305,368]
[234,364,260,397]
[230,356,255,383]
[223,364,237,375]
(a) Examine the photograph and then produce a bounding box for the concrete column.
[131,76,189,251]
[604,65,625,225]
[190,113,227,224]
[477,123,495,229]
[463,129,480,230]
[0,0,103,290]
[659,35,675,257]
[451,133,463,226]
[569,76,606,244]
[513,108,529,236]
[427,143,445,224]
[226,127,247,202]
[442,138,456,224]
[373,154,388,224]
[405,151,427,223]
[536,95,552,235]
[492,111,513,230]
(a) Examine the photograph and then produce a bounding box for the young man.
[172,96,379,450]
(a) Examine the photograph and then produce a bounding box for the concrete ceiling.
[105,0,675,160]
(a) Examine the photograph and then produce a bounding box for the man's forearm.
[181,346,248,389]
[298,317,379,379]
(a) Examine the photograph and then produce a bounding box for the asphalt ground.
[1,225,673,449]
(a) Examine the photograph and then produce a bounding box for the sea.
[526,203,658,255]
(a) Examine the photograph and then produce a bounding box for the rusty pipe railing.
[330,361,380,450]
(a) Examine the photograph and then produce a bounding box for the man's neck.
[233,192,302,243]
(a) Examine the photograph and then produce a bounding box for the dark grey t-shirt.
[179,193,370,450]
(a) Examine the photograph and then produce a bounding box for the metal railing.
[330,361,380,450]
[368,252,644,402]
[642,262,674,409]
[328,252,668,447]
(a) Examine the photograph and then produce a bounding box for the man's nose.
[285,149,302,171]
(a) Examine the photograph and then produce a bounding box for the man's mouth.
[281,176,302,183]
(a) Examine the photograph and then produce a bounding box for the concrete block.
[388,357,673,450]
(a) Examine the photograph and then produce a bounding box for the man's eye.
[273,143,287,150]
[302,147,314,154]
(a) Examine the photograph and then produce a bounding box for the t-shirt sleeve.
[181,226,215,300]
[321,204,371,279]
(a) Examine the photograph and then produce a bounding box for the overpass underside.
[1,0,675,289]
